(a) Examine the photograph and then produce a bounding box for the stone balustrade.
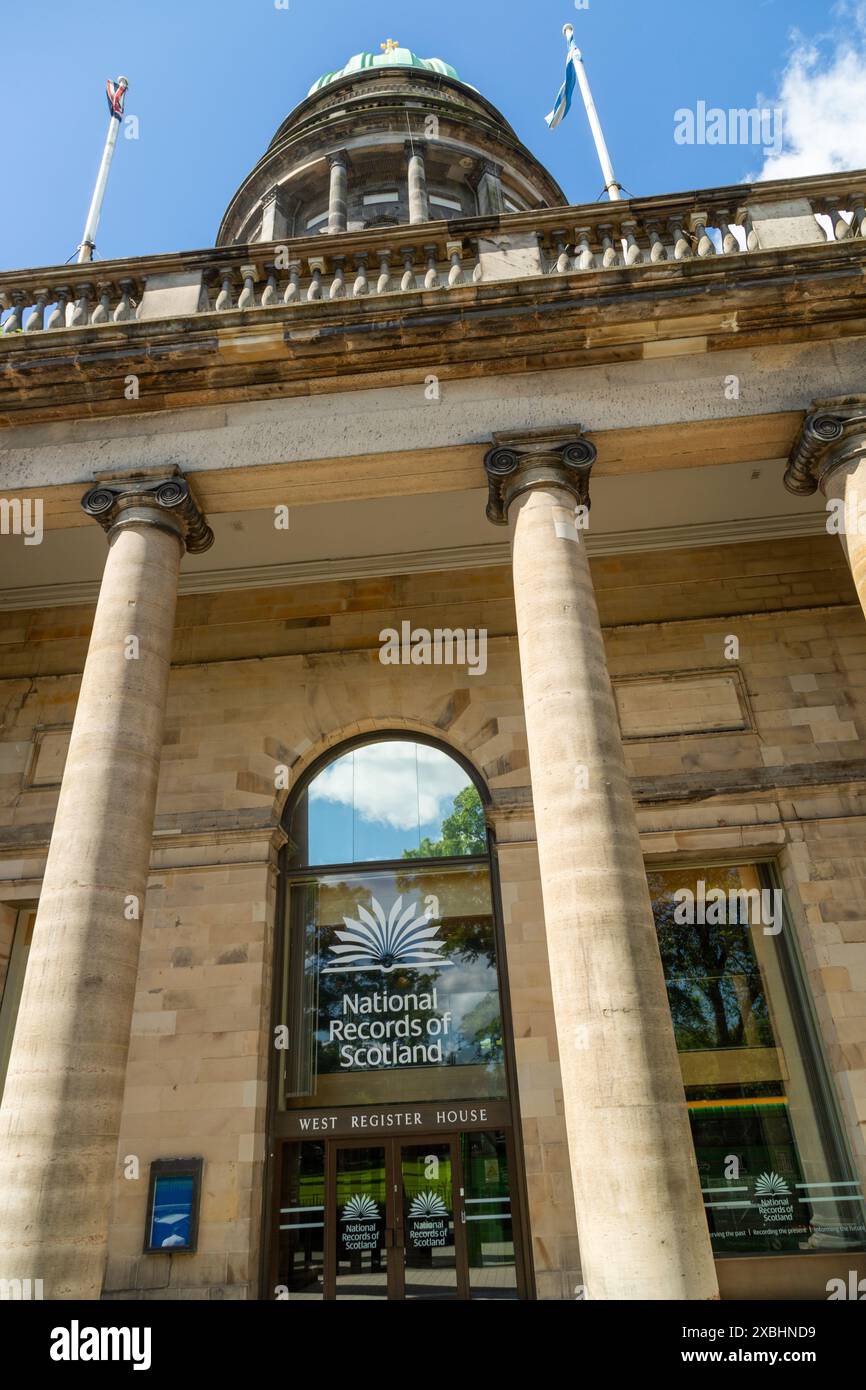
[1,170,863,336]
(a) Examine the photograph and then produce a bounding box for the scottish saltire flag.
[106,79,126,120]
[545,38,578,128]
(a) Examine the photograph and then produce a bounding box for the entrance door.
[332,1143,393,1299]
[330,1138,466,1300]
[398,1138,466,1300]
[281,1129,523,1300]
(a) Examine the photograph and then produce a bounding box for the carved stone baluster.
[669,217,692,260]
[645,221,668,263]
[353,253,369,297]
[376,249,392,294]
[307,257,324,301]
[825,198,852,241]
[737,208,759,253]
[90,282,113,324]
[849,193,866,239]
[113,279,136,321]
[446,240,464,286]
[598,224,620,268]
[690,211,715,257]
[400,247,417,292]
[551,231,571,274]
[283,260,301,303]
[1,292,24,334]
[621,219,643,266]
[69,283,93,326]
[260,266,278,307]
[423,244,440,289]
[330,257,346,299]
[715,209,740,255]
[471,242,483,283]
[238,265,258,309]
[573,226,595,270]
[215,269,235,311]
[46,286,70,330]
[25,288,49,332]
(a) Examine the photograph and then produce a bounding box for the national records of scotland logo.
[323,895,453,974]
[754,1171,790,1197]
[341,1194,379,1221]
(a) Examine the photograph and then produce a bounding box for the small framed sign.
[143,1158,203,1253]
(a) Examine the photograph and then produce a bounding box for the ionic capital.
[483,425,597,524]
[81,472,214,552]
[785,397,866,496]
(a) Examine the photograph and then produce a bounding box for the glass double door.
[276,1128,520,1300]
[332,1137,463,1300]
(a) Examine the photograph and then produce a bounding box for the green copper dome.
[308,47,465,95]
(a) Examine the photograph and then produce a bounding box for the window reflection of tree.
[648,868,772,1052]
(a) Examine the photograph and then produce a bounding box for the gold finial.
[380,38,400,52]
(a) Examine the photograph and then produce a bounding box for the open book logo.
[323,895,452,974]
[754,1171,790,1196]
[409,1191,449,1218]
[342,1194,379,1221]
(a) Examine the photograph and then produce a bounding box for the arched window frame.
[280,730,494,874]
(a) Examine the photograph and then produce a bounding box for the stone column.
[786,398,866,611]
[484,428,718,1301]
[405,141,429,224]
[0,474,212,1299]
[327,150,348,234]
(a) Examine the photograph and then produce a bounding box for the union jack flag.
[106,79,126,120]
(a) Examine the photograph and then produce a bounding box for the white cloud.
[752,2,866,180]
[310,741,468,831]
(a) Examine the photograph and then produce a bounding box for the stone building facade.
[1,47,866,1302]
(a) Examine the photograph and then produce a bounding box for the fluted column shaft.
[486,429,719,1301]
[406,141,429,224]
[327,151,348,234]
[0,475,212,1299]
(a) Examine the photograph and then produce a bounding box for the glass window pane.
[149,1174,195,1250]
[335,1146,389,1299]
[649,864,866,1257]
[290,740,485,867]
[401,1142,457,1299]
[277,1142,325,1299]
[463,1130,518,1299]
[282,862,505,1107]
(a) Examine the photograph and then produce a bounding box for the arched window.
[279,737,507,1110]
[286,738,487,868]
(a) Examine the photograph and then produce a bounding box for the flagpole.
[562,24,622,201]
[77,76,128,263]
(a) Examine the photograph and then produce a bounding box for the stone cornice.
[0,514,833,612]
[81,472,214,553]
[2,237,864,429]
[784,396,866,495]
[484,426,597,523]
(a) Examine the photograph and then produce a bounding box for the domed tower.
[216,44,567,245]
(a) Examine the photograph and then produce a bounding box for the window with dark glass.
[649,864,866,1258]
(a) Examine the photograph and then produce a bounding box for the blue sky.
[1,0,862,271]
